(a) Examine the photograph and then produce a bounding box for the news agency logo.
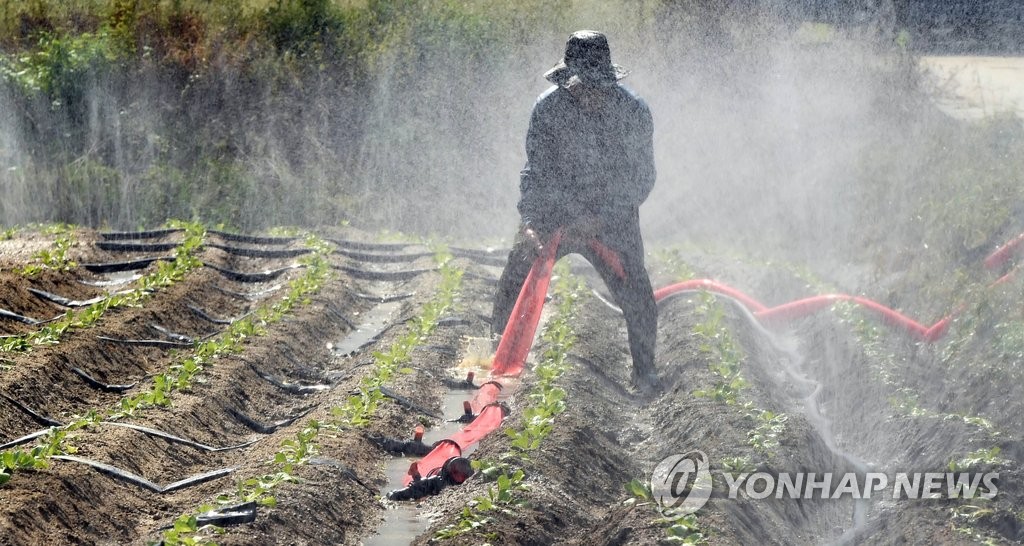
[721,471,999,501]
[650,450,713,514]
[652,452,1000,514]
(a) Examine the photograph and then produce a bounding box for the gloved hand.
[520,222,546,258]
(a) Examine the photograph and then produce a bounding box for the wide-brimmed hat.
[544,30,628,87]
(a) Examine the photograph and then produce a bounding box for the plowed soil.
[1,228,1022,545]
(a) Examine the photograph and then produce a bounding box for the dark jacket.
[517,84,655,232]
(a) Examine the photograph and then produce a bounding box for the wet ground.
[0,227,1021,544]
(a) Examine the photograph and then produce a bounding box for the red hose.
[402,230,1024,490]
[490,230,563,376]
[654,279,769,313]
[985,232,1024,270]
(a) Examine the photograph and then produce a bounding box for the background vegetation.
[0,0,1021,278]
[0,0,572,231]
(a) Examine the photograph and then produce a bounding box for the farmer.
[491,30,658,391]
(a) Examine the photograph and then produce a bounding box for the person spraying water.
[492,30,659,392]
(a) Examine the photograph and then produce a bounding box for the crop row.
[1,220,205,354]
[0,232,327,486]
[159,247,464,546]
[18,223,78,276]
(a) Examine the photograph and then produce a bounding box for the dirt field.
[1,226,1022,545]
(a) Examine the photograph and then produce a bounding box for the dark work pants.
[490,216,657,378]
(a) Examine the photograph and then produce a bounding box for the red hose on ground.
[447,405,506,453]
[401,230,1024,491]
[656,238,1024,343]
[404,439,460,486]
[468,381,502,413]
[656,283,944,341]
[654,279,769,313]
[404,231,564,486]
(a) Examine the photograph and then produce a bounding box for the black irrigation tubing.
[450,246,510,260]
[78,274,141,287]
[449,248,509,267]
[96,336,194,349]
[99,228,182,240]
[352,291,416,304]
[213,283,282,301]
[104,422,258,452]
[95,241,181,253]
[367,434,434,457]
[0,429,50,450]
[203,262,301,283]
[157,502,258,531]
[148,323,196,343]
[82,256,173,273]
[325,238,412,252]
[28,287,110,308]
[207,230,299,245]
[247,362,331,395]
[69,366,136,393]
[331,264,436,282]
[461,270,499,286]
[51,455,235,494]
[335,248,434,264]
[0,393,63,427]
[188,304,247,325]
[206,243,313,259]
[227,406,314,435]
[568,354,635,400]
[377,386,444,420]
[307,457,378,495]
[0,308,43,325]
[441,374,478,390]
[195,501,258,527]
[148,323,218,344]
[590,288,623,314]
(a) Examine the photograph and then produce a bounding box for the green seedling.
[624,477,706,544]
[691,291,747,406]
[21,232,77,276]
[3,229,336,495]
[948,447,1010,472]
[748,410,787,455]
[623,478,653,505]
[4,221,206,356]
[721,456,755,476]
